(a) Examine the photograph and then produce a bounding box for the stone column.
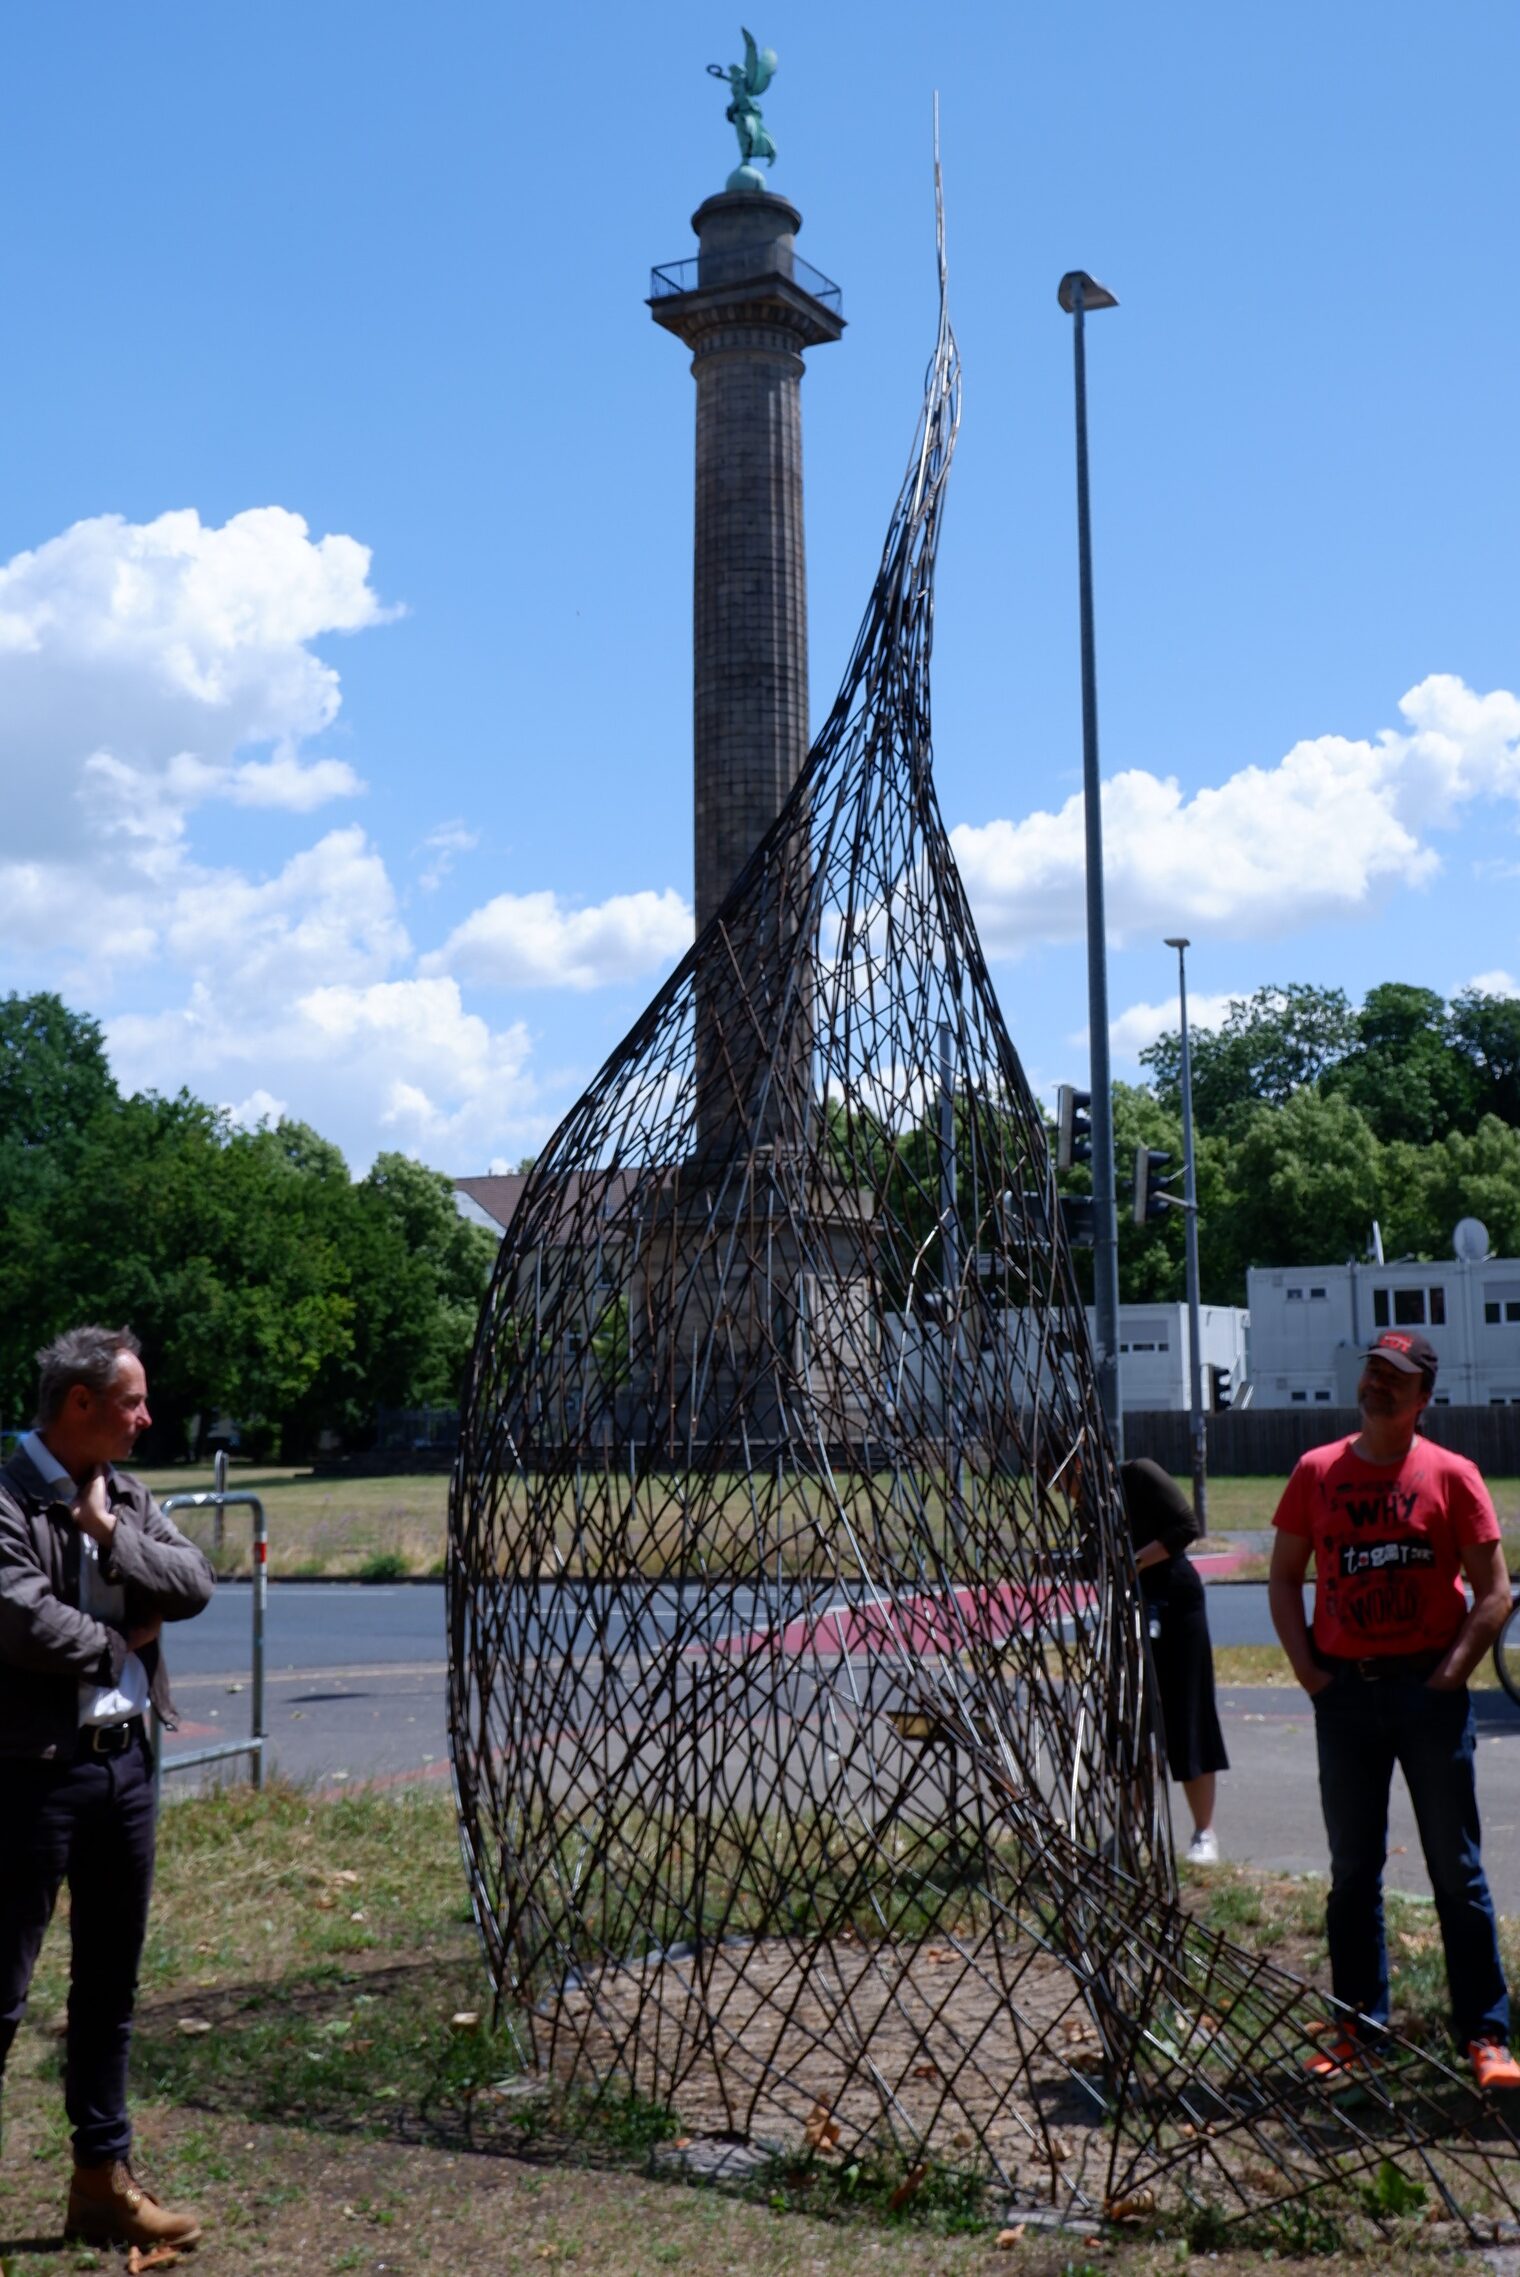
[651,191,843,1164]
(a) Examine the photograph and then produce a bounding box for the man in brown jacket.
[0,1324,215,2250]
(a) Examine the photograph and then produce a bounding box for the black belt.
[1318,1649,1447,1683]
[75,1718,144,1759]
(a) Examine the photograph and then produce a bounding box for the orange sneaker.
[1470,2040,1520,2092]
[1305,2032,1362,2080]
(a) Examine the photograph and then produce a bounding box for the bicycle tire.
[1493,1597,1520,1708]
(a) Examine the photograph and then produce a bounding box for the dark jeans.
[0,1729,157,2164]
[1313,1669,1508,2048]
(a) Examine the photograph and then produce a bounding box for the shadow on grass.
[130,1948,1011,2238]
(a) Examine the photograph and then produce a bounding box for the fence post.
[154,1463,268,1795]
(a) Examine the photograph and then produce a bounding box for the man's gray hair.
[34,1324,142,1427]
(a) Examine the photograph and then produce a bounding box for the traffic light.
[1059,1193,1096,1248]
[1133,1145,1179,1225]
[1213,1365,1234,1411]
[1056,1084,1092,1171]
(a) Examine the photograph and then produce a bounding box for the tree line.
[1088,982,1520,1307]
[0,994,500,1459]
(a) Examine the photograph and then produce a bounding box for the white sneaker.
[1185,1828,1220,1865]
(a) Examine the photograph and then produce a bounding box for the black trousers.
[0,1728,157,2164]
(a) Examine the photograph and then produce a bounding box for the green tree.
[1379,1118,1520,1262]
[1202,1090,1383,1300]
[0,992,501,1454]
[1450,988,1520,1126]
[1321,982,1477,1144]
[0,993,116,1151]
[1141,983,1357,1135]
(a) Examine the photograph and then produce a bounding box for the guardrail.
[154,1448,268,1793]
[649,250,843,314]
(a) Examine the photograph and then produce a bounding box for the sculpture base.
[725,163,770,193]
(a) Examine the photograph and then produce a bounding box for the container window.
[1373,1289,1390,1327]
[1393,1288,1426,1326]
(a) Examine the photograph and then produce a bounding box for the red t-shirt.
[1273,1434,1500,1658]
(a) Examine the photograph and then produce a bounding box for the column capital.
[649,187,844,354]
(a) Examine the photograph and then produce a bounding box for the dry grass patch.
[0,1783,1503,2274]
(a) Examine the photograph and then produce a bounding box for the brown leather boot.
[65,2159,203,2250]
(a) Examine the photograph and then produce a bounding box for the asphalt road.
[160,1578,1520,1915]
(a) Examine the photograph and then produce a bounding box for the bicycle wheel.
[1492,1596,1520,1707]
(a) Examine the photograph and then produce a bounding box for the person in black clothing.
[1119,1456,1228,1864]
[0,1325,214,2252]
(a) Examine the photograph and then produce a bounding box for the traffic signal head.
[1056,1084,1093,1171]
[1133,1144,1178,1225]
[1059,1193,1096,1248]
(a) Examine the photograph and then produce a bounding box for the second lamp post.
[1058,268,1122,1449]
[1166,934,1208,1528]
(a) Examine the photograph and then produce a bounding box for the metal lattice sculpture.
[449,195,1520,2233]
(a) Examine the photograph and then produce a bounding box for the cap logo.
[1379,1333,1413,1352]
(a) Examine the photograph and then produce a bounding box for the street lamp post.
[1165,934,1208,1530]
[1058,269,1122,1452]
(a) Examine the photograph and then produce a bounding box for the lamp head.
[1058,271,1118,314]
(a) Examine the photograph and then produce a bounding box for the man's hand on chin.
[70,1468,117,1547]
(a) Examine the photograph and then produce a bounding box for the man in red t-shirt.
[1270,1329,1519,2092]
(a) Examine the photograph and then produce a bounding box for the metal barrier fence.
[154,1449,268,1793]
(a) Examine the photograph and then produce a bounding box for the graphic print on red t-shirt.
[1273,1436,1500,1657]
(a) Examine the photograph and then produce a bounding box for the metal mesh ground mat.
[446,186,1520,2234]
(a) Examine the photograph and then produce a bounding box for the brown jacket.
[0,1446,216,1758]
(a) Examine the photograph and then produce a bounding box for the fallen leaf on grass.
[1105,2188,1155,2220]
[886,2161,928,2210]
[450,2010,482,2033]
[913,2062,941,2081]
[311,1893,337,1911]
[1048,2135,1072,2163]
[175,2018,212,2037]
[995,2224,1025,2249]
[803,2101,841,2151]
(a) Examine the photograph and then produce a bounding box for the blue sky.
[3,1,1516,1168]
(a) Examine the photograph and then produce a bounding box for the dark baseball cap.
[1361,1329,1439,1382]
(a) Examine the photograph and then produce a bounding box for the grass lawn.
[133,1462,1520,1589]
[136,1465,451,1581]
[0,1780,1493,2277]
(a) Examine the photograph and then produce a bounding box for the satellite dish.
[1454,1217,1491,1263]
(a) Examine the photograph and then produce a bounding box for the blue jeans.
[1313,1668,1508,2048]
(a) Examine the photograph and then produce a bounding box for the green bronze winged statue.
[707,28,778,190]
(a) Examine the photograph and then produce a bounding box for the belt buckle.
[1354,1659,1380,1682]
[89,1721,131,1756]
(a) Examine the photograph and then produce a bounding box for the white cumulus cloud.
[0,506,384,899]
[1101,993,1243,1061]
[1463,970,1520,999]
[951,675,1520,956]
[423,886,693,990]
